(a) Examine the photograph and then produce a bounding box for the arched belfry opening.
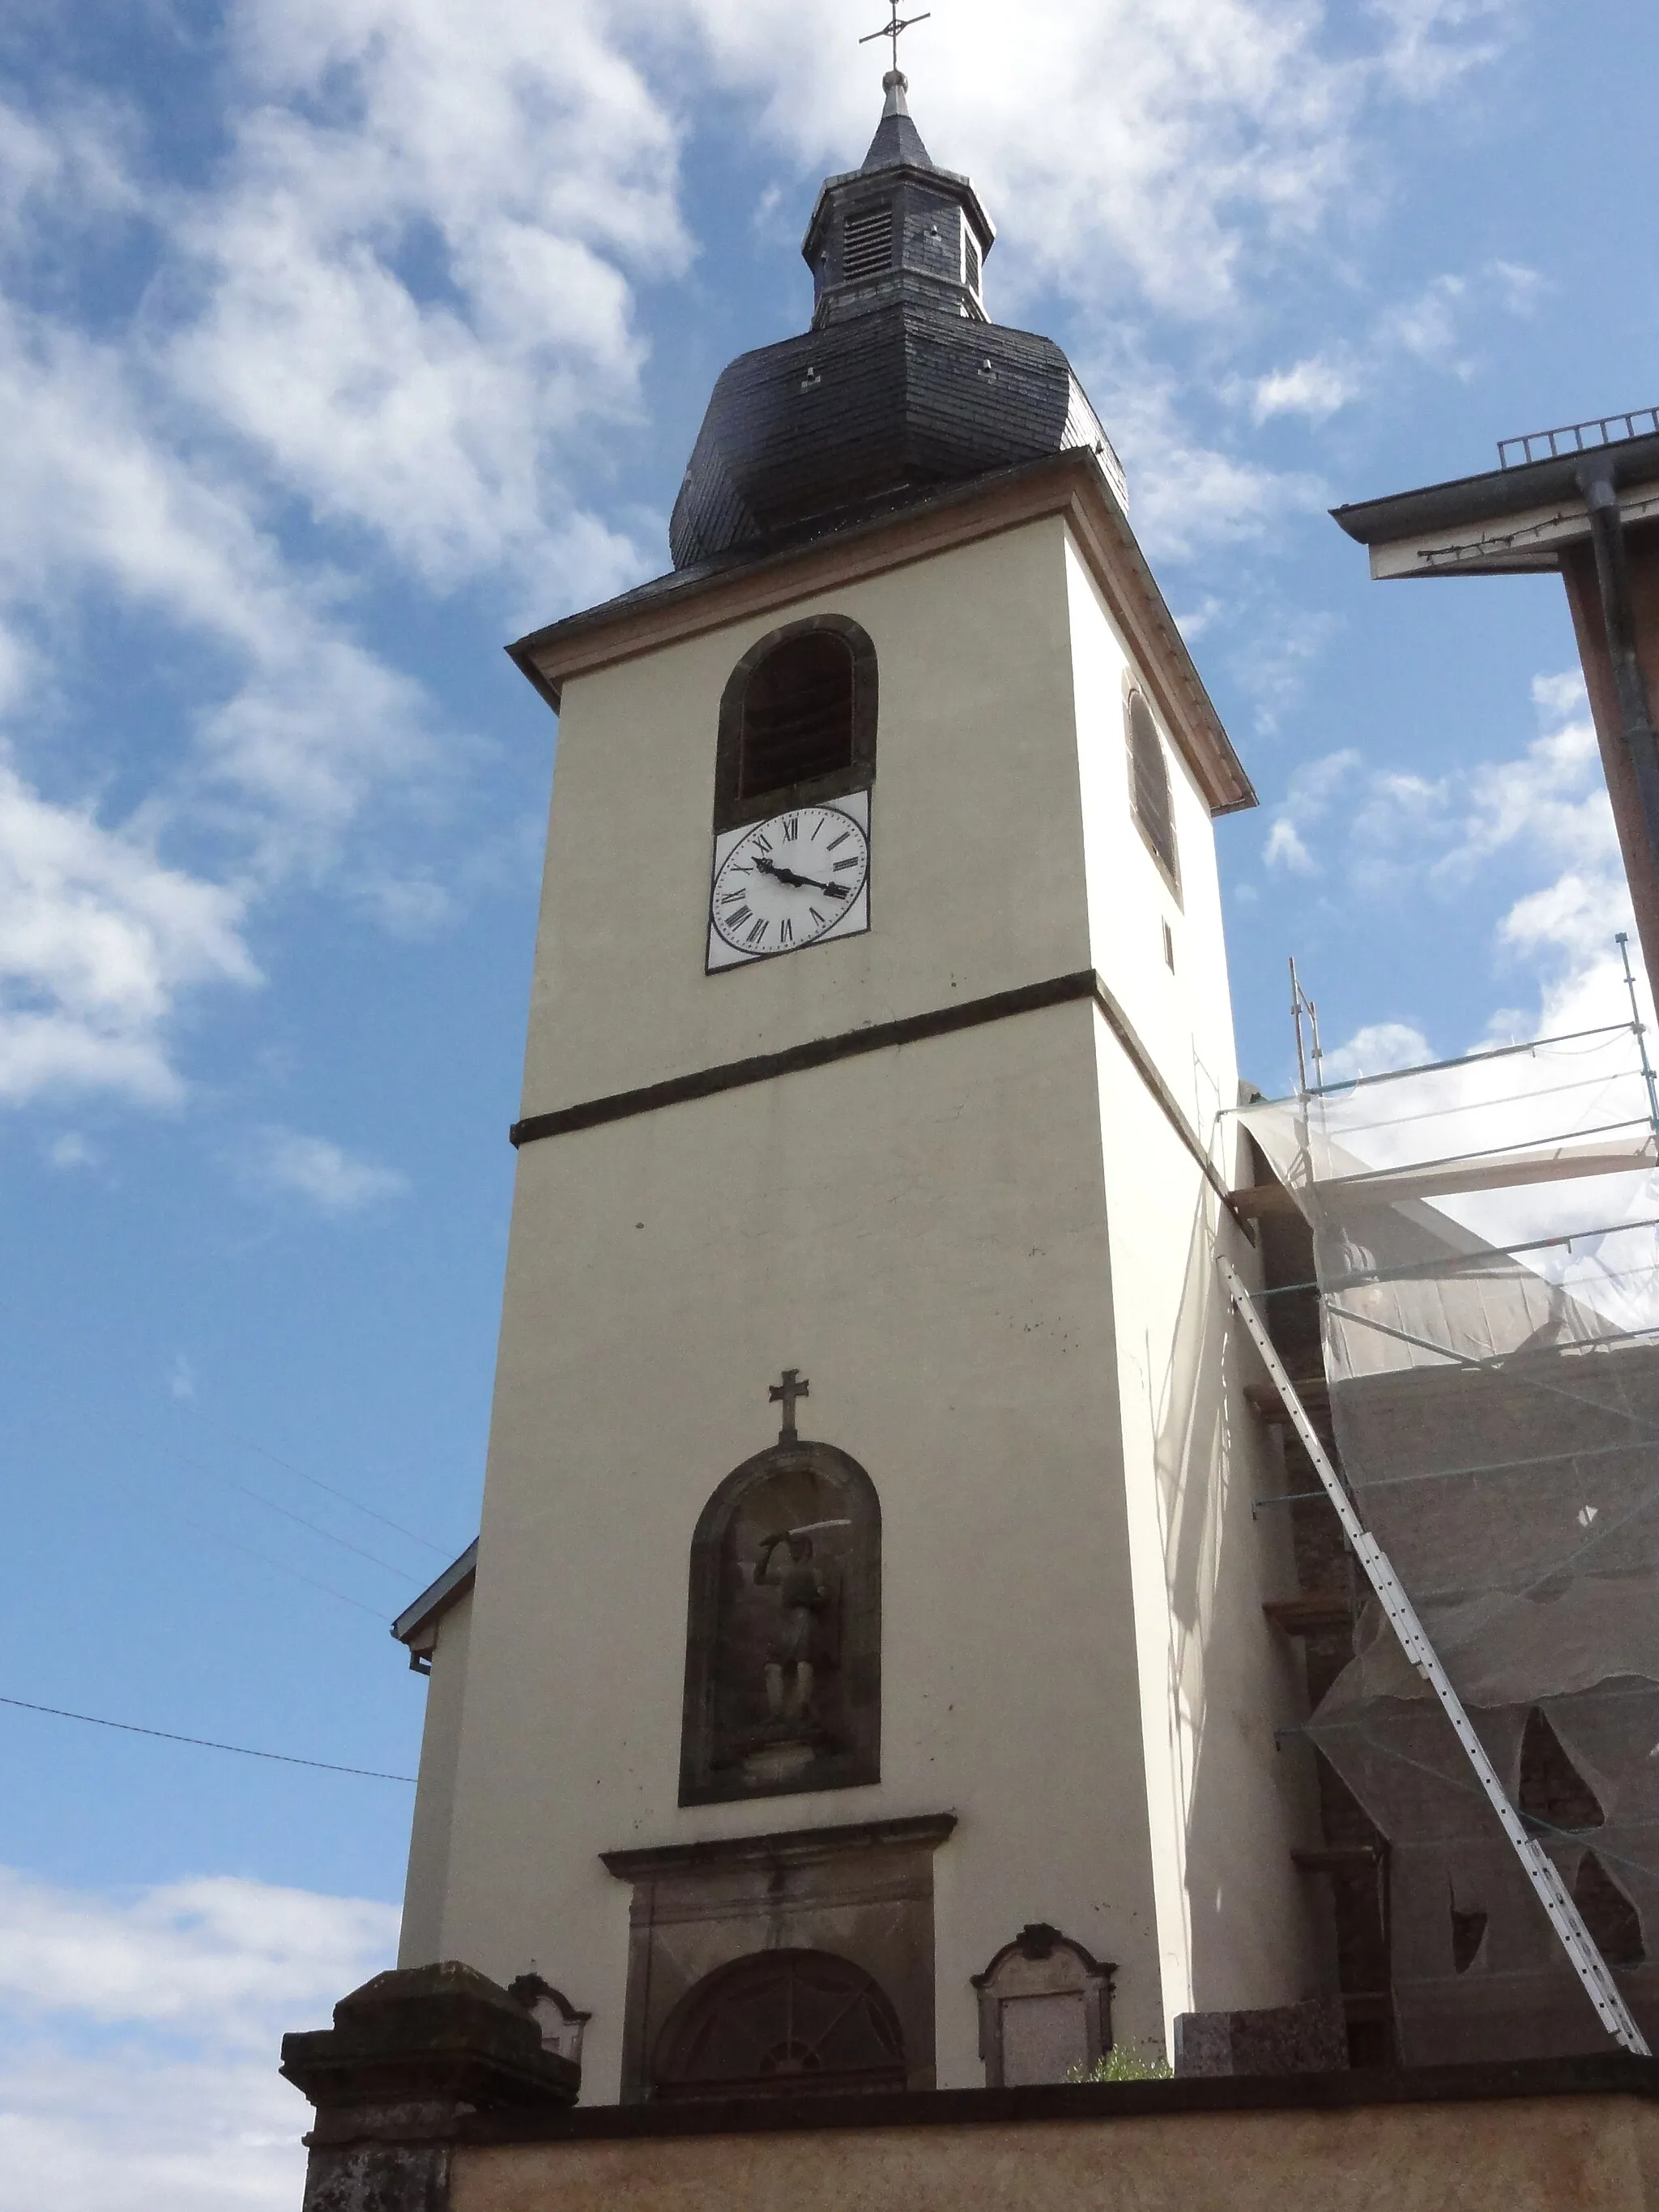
[713,614,878,833]
[650,1950,906,2100]
[680,1431,881,1806]
[1125,688,1179,893]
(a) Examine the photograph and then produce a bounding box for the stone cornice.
[507,450,1256,819]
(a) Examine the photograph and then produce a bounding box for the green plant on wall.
[1066,2040,1172,2082]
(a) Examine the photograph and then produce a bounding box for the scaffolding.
[1237,948,1659,2062]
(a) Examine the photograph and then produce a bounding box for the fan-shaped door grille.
[653,1950,906,2099]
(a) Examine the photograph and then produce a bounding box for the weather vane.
[859,2,931,76]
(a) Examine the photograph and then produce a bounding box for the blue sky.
[2,1,1657,2201]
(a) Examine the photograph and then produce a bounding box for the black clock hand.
[753,855,850,898]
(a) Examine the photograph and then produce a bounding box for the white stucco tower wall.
[396,454,1324,2099]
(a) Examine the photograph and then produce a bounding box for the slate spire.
[667,75,1123,572]
[800,76,993,332]
[861,70,933,172]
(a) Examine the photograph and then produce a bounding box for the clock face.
[707,797,871,970]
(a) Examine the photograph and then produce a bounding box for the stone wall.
[447,2091,1657,2212]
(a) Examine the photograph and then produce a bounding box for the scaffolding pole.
[1221,1255,1651,2056]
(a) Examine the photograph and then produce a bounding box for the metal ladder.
[1222,1255,1650,2056]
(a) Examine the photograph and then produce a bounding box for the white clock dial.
[708,802,870,965]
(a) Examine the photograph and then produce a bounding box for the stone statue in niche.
[680,1375,881,1805]
[756,1527,838,1724]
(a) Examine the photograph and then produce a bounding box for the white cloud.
[1243,258,1540,426]
[1317,1019,1433,1084]
[1265,816,1316,873]
[1380,270,1470,371]
[1171,595,1225,643]
[1252,352,1360,424]
[1292,673,1647,1051]
[0,760,257,1107]
[1369,0,1517,100]
[168,1353,197,1401]
[1230,608,1343,734]
[1089,368,1326,562]
[0,299,454,875]
[1448,680,1617,880]
[0,5,689,1113]
[1263,748,1359,873]
[0,0,1525,1115]
[0,1866,397,2212]
[0,92,140,251]
[1336,674,1616,905]
[46,1131,96,1170]
[670,0,1515,322]
[167,1,683,594]
[251,1128,408,1214]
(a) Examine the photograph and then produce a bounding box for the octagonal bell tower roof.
[668,76,1122,573]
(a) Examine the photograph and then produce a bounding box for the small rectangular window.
[842,207,893,283]
[1162,920,1175,971]
[963,232,980,293]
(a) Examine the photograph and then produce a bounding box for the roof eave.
[506,448,1254,819]
[1333,431,1659,548]
[391,1538,479,1652]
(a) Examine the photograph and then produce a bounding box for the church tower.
[392,70,1322,2101]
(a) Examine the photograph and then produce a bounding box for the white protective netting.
[1242,1022,1659,2057]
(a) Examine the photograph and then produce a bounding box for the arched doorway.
[651,1949,906,2100]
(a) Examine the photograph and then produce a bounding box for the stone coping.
[462,2052,1657,2146]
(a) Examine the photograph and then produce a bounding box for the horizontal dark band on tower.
[509,968,1232,1208]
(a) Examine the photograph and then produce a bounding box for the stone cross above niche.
[680,1378,881,1805]
[769,1366,809,1443]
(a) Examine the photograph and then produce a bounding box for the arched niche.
[680,1440,881,1805]
[650,1947,906,2100]
[712,614,878,833]
[972,1923,1115,2086]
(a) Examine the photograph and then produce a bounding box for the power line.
[173,1510,390,1620]
[173,1449,412,1578]
[0,1297,459,1560]
[193,1417,454,1558]
[0,1693,415,1781]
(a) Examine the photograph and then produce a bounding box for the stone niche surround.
[680,1438,882,1807]
[973,1923,1115,2086]
[599,1812,955,2103]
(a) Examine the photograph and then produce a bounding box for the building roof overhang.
[507,446,1256,818]
[1333,433,1659,580]
[391,1538,478,1666]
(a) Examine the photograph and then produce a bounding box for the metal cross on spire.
[859,1,931,77]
